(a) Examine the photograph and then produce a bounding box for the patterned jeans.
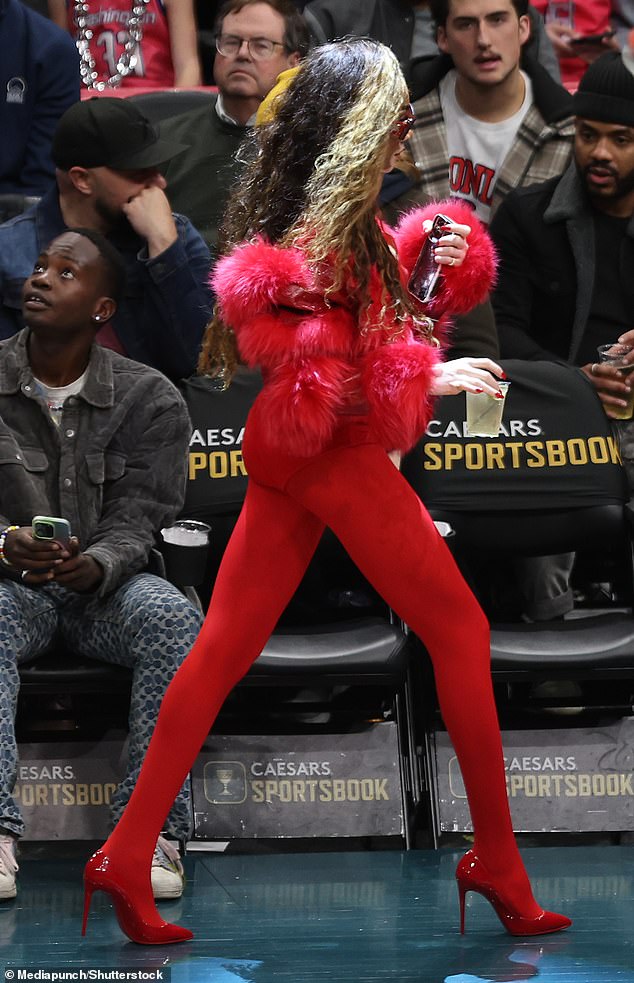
[0,573,203,840]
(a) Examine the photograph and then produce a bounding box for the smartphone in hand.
[569,30,615,46]
[408,213,452,304]
[31,515,72,549]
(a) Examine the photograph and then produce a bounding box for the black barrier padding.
[402,360,629,512]
[177,370,382,620]
[179,368,263,517]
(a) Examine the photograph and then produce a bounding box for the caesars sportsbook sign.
[402,360,627,511]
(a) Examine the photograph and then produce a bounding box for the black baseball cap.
[52,97,188,170]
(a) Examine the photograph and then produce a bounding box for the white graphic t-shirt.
[440,69,533,223]
[33,371,88,427]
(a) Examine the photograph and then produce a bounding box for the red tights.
[103,417,540,921]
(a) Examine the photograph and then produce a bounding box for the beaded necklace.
[74,0,151,90]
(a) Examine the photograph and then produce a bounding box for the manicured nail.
[474,388,484,393]
[500,371,507,379]
[495,392,505,400]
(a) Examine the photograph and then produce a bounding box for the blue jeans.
[0,574,202,839]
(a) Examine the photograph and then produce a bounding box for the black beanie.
[573,52,634,127]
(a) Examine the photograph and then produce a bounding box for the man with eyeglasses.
[159,0,310,249]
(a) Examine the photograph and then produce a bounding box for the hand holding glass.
[597,344,634,420]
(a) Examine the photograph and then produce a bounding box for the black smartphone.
[408,213,452,304]
[569,30,614,46]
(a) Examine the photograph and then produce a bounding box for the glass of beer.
[597,344,634,420]
[465,382,510,437]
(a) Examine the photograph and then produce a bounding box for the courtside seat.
[245,617,409,687]
[0,193,39,223]
[17,618,408,705]
[490,614,634,673]
[18,653,131,696]
[128,89,215,122]
[18,617,408,694]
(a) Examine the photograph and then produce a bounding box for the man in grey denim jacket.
[0,229,203,904]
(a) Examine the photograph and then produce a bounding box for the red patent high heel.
[82,849,193,945]
[456,850,572,937]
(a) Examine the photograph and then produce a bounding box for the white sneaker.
[151,836,184,900]
[0,835,18,900]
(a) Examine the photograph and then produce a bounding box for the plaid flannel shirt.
[409,77,575,222]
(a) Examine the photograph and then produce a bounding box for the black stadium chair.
[0,194,39,223]
[127,89,215,123]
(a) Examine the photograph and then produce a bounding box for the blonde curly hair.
[199,38,417,382]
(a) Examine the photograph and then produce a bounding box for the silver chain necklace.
[74,0,151,90]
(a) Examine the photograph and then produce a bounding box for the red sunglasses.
[391,104,416,141]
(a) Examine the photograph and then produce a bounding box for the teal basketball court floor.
[1,841,632,983]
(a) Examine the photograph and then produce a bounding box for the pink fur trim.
[390,200,497,315]
[212,239,313,325]
[362,341,441,452]
[256,356,350,456]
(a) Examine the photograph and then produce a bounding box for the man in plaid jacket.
[408,0,575,225]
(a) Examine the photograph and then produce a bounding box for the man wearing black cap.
[490,50,634,620]
[0,98,212,382]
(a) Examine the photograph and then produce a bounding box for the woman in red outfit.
[83,38,571,945]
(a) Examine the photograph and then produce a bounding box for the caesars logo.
[203,757,392,806]
[423,418,621,471]
[189,427,247,481]
[447,753,633,800]
[14,763,117,807]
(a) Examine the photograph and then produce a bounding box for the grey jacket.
[0,331,191,595]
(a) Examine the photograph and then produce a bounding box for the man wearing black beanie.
[487,51,634,622]
[491,50,634,480]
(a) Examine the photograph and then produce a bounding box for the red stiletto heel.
[82,882,94,936]
[456,850,572,937]
[83,849,193,945]
[458,877,467,934]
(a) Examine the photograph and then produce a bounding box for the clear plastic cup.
[597,344,634,420]
[465,382,510,438]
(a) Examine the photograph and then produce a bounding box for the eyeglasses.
[390,104,416,141]
[215,34,287,60]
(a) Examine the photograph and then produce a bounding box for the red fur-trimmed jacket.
[212,200,496,456]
